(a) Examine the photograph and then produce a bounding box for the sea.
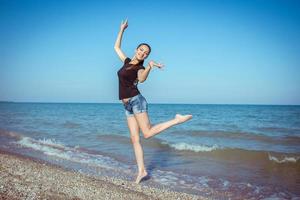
[0,102,299,199]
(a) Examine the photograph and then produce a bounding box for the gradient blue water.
[1,103,299,153]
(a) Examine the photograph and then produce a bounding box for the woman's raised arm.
[138,61,164,83]
[114,19,128,62]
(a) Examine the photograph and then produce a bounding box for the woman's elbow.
[139,78,145,83]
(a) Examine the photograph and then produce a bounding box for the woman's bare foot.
[175,114,193,124]
[135,170,148,184]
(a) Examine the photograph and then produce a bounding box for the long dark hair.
[126,43,151,70]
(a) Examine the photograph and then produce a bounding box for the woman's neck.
[130,57,140,65]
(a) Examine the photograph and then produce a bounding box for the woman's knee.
[140,124,152,138]
[130,134,140,144]
[141,127,152,139]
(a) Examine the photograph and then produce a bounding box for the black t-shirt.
[117,57,145,100]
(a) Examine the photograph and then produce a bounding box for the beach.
[0,103,299,199]
[0,150,206,200]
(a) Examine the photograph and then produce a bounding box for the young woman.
[115,19,193,184]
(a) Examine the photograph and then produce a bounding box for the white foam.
[38,138,65,148]
[15,136,131,172]
[223,180,230,187]
[151,169,213,190]
[268,154,299,163]
[18,137,65,154]
[164,142,219,152]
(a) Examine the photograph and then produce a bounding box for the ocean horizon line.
[0,100,299,106]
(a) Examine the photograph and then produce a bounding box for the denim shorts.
[122,94,148,117]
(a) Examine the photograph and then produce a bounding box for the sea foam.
[15,136,131,172]
[162,141,220,152]
[268,153,299,163]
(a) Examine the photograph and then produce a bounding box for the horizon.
[0,100,299,106]
[1,0,300,105]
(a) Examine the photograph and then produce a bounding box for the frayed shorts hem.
[125,110,147,117]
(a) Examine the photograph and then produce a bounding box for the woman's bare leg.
[134,112,192,139]
[126,115,148,183]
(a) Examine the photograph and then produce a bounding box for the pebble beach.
[0,150,207,200]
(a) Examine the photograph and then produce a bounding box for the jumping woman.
[115,19,193,184]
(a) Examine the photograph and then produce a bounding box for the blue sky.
[1,0,299,104]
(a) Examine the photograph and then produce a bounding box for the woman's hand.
[149,61,164,70]
[120,19,128,31]
[138,61,164,82]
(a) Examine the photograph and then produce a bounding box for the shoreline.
[0,149,208,200]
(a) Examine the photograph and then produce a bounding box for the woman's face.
[135,45,150,61]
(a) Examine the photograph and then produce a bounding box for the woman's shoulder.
[138,65,145,70]
[124,57,131,64]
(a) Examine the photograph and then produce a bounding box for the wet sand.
[0,150,208,200]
